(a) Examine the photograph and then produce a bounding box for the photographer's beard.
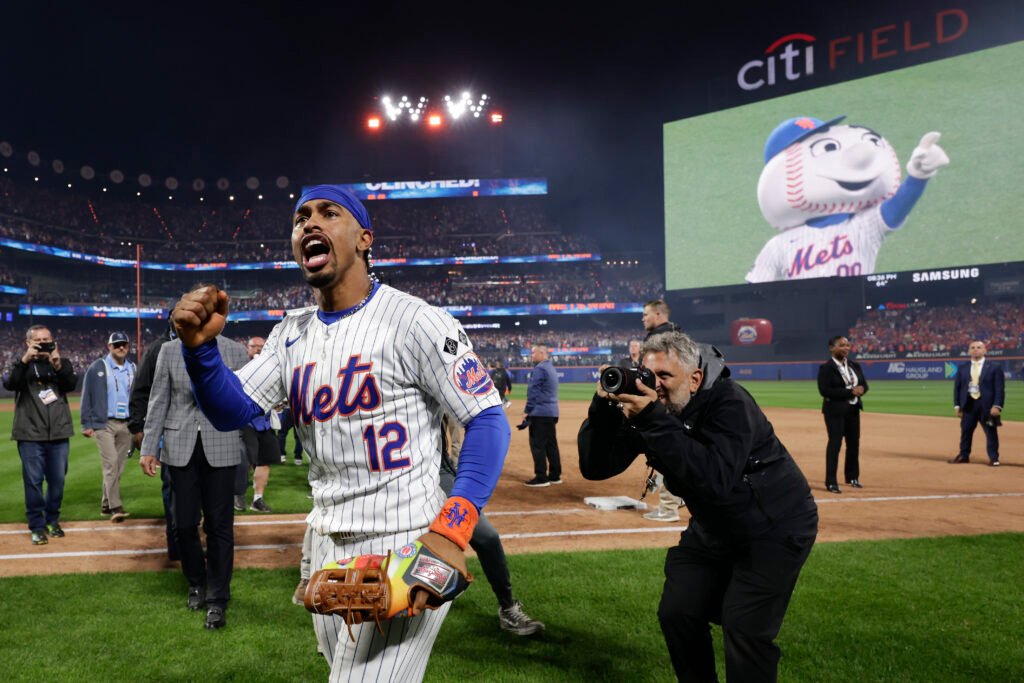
[658,385,692,416]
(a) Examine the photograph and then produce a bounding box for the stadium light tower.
[367,116,381,130]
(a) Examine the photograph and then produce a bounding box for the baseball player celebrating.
[747,115,950,282]
[170,185,510,681]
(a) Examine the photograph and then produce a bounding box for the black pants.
[659,525,816,683]
[958,398,1000,462]
[235,427,278,496]
[823,408,860,485]
[439,460,514,608]
[277,410,303,457]
[168,436,235,607]
[528,416,561,481]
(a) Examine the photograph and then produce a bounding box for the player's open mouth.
[835,178,874,191]
[301,234,332,270]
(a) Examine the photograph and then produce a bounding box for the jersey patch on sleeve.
[443,338,459,356]
[452,352,494,396]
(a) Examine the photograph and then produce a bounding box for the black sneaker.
[101,506,112,516]
[204,605,226,630]
[233,495,246,512]
[524,476,550,488]
[249,497,272,513]
[549,477,563,485]
[499,600,545,636]
[45,523,65,538]
[30,529,48,545]
[187,586,206,611]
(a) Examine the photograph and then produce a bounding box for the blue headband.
[294,185,372,231]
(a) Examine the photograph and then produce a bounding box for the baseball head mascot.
[746,116,949,282]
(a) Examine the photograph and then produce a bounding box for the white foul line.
[0,542,303,561]
[813,492,1024,504]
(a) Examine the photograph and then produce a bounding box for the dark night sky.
[1,1,1019,260]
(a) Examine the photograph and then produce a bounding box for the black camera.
[600,366,656,395]
[36,341,56,353]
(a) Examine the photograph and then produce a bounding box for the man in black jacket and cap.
[579,331,817,682]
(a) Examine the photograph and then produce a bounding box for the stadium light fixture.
[428,114,443,127]
[490,112,503,124]
[367,116,381,129]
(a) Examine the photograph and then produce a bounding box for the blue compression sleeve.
[450,405,511,510]
[881,176,927,228]
[181,340,264,431]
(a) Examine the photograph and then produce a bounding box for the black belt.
[108,417,129,422]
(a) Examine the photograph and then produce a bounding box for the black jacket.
[127,325,175,435]
[817,359,868,415]
[644,321,680,341]
[489,367,512,396]
[578,377,817,543]
[3,358,77,441]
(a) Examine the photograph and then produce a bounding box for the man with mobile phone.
[2,325,78,545]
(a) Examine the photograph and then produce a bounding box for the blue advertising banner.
[0,284,27,295]
[317,177,548,200]
[18,304,166,319]
[0,237,597,271]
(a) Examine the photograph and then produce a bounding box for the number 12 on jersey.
[363,423,410,472]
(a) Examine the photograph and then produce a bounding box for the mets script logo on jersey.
[289,354,382,423]
[453,352,493,396]
[788,234,854,278]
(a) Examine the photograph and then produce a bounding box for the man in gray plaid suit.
[139,334,248,630]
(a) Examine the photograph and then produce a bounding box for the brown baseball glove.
[304,533,473,640]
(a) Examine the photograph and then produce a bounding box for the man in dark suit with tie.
[950,340,1005,466]
[817,335,868,493]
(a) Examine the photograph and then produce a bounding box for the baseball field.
[1,380,1021,681]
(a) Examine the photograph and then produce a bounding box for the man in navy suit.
[950,341,1005,466]
[817,335,868,493]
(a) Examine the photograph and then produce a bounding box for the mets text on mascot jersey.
[746,115,949,283]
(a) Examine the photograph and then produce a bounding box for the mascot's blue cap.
[294,185,372,230]
[763,115,846,163]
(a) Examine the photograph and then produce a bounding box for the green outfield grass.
[0,534,1020,682]
[1,379,1018,524]
[510,380,1023,421]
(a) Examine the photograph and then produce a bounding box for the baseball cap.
[295,185,372,231]
[763,115,846,163]
[108,331,130,345]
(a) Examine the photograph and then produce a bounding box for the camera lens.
[600,367,626,394]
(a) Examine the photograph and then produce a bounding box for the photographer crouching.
[578,331,817,683]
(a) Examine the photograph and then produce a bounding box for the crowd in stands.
[849,302,1024,354]
[471,328,640,366]
[0,176,596,263]
[10,265,660,311]
[0,325,164,380]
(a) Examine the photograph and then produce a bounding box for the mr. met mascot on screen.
[746,116,949,282]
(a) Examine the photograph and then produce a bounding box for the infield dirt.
[2,401,1021,577]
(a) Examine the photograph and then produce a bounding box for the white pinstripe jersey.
[235,283,501,536]
[746,205,895,283]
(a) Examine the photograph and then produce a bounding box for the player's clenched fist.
[171,284,230,348]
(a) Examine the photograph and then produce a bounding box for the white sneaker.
[643,509,680,523]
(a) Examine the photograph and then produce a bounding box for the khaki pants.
[95,419,132,510]
[656,475,684,514]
